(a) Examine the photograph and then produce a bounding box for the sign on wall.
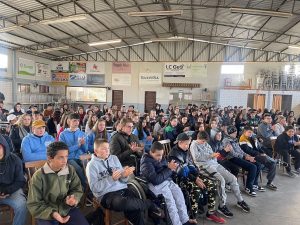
[163,63,207,79]
[69,73,87,86]
[69,62,86,73]
[86,62,105,74]
[139,73,161,85]
[51,72,69,85]
[87,74,105,85]
[51,61,69,72]
[36,63,51,77]
[112,73,131,86]
[112,62,131,73]
[18,58,35,76]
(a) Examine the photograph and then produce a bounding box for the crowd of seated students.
[1,101,300,225]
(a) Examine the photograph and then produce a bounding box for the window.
[39,85,49,93]
[18,83,30,93]
[66,87,107,102]
[284,65,300,75]
[221,64,245,87]
[0,53,8,70]
[221,65,244,74]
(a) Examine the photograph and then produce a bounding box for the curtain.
[254,94,265,110]
[272,95,282,111]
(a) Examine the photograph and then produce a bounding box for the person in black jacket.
[275,126,300,177]
[0,134,27,225]
[46,110,61,138]
[140,142,197,225]
[169,133,225,224]
[110,118,143,171]
[239,127,277,190]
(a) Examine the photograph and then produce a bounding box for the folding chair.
[80,154,129,225]
[25,160,47,225]
[158,139,172,156]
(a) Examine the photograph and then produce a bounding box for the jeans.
[280,149,300,172]
[68,159,86,190]
[229,157,257,191]
[218,160,240,177]
[36,208,89,225]
[101,188,150,225]
[0,189,27,225]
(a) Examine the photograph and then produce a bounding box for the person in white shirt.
[274,115,286,136]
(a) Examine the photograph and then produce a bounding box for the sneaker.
[266,183,278,191]
[245,188,257,197]
[253,185,266,192]
[237,201,250,213]
[293,169,300,175]
[217,205,233,218]
[206,213,226,224]
[286,171,297,178]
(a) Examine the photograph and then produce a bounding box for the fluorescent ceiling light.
[151,36,188,42]
[39,14,87,25]
[230,7,292,18]
[0,25,21,33]
[37,46,69,53]
[88,39,122,46]
[128,10,183,17]
[288,45,300,50]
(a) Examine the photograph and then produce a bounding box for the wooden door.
[112,90,123,109]
[144,91,156,113]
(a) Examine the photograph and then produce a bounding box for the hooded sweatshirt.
[190,140,219,169]
[21,132,55,162]
[222,135,246,159]
[86,154,127,200]
[59,128,87,159]
[0,134,26,194]
[87,131,111,152]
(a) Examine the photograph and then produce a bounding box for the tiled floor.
[2,167,300,225]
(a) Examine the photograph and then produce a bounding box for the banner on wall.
[112,62,131,73]
[112,73,131,86]
[18,58,35,76]
[139,73,161,85]
[36,63,50,77]
[69,62,86,73]
[163,63,207,79]
[69,73,87,86]
[51,61,69,72]
[86,62,105,74]
[87,74,105,85]
[51,72,69,85]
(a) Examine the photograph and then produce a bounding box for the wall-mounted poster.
[69,73,87,86]
[112,73,131,86]
[191,64,207,78]
[112,62,131,73]
[51,72,69,85]
[36,63,51,77]
[18,58,35,76]
[164,63,188,78]
[139,73,161,85]
[86,62,105,74]
[69,62,86,73]
[51,61,69,72]
[87,74,105,85]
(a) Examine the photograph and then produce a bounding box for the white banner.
[164,63,207,79]
[86,62,105,74]
[112,73,131,86]
[36,63,50,77]
[139,73,161,85]
[18,58,35,76]
[51,61,69,72]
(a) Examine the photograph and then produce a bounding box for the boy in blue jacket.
[21,119,55,162]
[140,141,197,225]
[59,113,88,191]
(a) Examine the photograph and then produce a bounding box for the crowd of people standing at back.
[0,100,300,225]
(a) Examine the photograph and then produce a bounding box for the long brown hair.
[87,113,97,129]
[92,118,108,140]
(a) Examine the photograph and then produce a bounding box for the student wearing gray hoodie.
[86,139,161,225]
[190,131,250,218]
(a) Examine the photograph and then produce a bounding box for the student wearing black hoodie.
[0,134,27,225]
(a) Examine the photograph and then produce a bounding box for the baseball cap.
[32,119,46,128]
[7,114,17,122]
[227,125,237,135]
[174,133,191,144]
